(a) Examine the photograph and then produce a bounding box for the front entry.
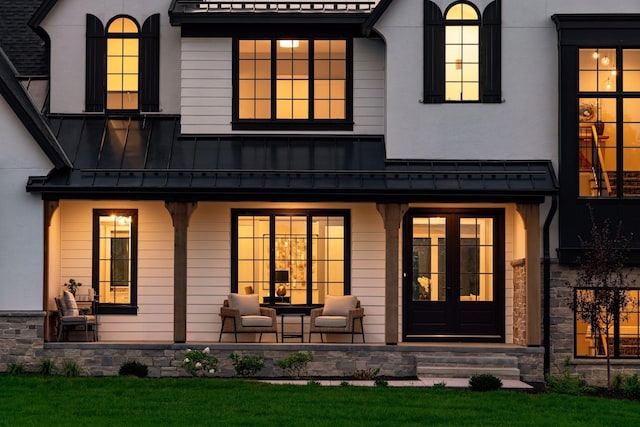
[402,209,505,342]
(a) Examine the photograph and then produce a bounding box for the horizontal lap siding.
[186,203,387,343]
[180,38,385,135]
[180,38,232,134]
[56,201,174,341]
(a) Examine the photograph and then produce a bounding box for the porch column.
[165,202,197,343]
[516,203,541,346]
[376,203,408,345]
[43,200,59,342]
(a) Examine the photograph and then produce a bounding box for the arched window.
[444,2,480,101]
[106,16,139,111]
[423,1,501,104]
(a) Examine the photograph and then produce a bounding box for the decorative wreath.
[579,103,595,122]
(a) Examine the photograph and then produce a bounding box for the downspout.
[543,195,557,378]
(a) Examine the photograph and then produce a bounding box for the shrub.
[229,353,264,378]
[546,357,589,396]
[340,381,350,387]
[119,361,149,378]
[277,351,313,379]
[469,373,503,392]
[623,373,640,400]
[374,378,389,388]
[7,362,24,375]
[432,382,447,390]
[182,347,218,377]
[62,361,82,377]
[307,379,321,386]
[352,367,380,380]
[38,359,56,376]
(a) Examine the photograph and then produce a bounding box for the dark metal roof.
[168,0,389,35]
[0,49,69,169]
[27,115,558,202]
[0,0,48,76]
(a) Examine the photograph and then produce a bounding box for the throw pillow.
[322,295,357,316]
[228,293,260,316]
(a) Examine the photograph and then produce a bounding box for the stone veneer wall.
[511,259,527,346]
[549,262,640,386]
[0,311,45,371]
[28,343,545,382]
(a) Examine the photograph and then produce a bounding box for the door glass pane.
[275,216,308,304]
[623,98,640,197]
[459,218,493,302]
[98,214,133,304]
[412,217,446,301]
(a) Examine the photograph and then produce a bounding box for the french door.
[402,209,504,342]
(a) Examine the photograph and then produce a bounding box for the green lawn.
[1,376,638,426]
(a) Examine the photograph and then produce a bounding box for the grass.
[1,376,640,426]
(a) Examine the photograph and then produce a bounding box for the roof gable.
[0,49,70,169]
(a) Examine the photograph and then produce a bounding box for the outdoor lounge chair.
[54,290,97,341]
[218,293,278,342]
[308,295,365,343]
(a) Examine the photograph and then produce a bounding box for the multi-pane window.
[575,289,640,358]
[236,39,349,127]
[93,210,137,309]
[445,2,480,101]
[578,48,640,198]
[233,211,349,305]
[106,16,139,111]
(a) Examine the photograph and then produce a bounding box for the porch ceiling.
[27,115,558,202]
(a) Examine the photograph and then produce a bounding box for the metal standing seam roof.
[26,115,558,202]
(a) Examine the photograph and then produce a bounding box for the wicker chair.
[54,292,97,341]
[218,294,278,342]
[308,295,365,343]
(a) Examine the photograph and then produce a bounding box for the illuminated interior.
[97,214,133,304]
[412,216,493,302]
[578,48,640,197]
[444,3,479,101]
[106,17,139,110]
[238,39,346,120]
[236,214,346,305]
[575,290,640,357]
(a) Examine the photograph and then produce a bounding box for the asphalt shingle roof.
[0,0,47,76]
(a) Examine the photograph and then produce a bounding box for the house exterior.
[1,0,640,384]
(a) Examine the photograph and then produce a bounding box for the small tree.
[569,211,635,387]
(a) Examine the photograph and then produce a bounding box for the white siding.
[0,96,53,311]
[375,0,640,163]
[53,201,174,342]
[180,38,385,135]
[42,0,181,114]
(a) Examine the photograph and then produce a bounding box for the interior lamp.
[279,40,299,48]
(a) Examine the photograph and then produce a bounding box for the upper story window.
[233,39,353,131]
[86,14,160,113]
[445,3,480,101]
[106,17,139,111]
[578,47,640,198]
[423,0,501,104]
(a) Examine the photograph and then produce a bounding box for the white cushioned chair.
[218,293,278,342]
[309,295,365,343]
[55,290,97,341]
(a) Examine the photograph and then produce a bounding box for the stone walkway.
[264,377,533,389]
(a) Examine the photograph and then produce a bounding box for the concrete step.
[415,354,521,381]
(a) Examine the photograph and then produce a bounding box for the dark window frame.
[423,0,501,104]
[92,209,138,315]
[232,38,354,131]
[553,14,640,264]
[85,13,160,113]
[573,287,640,359]
[231,209,351,307]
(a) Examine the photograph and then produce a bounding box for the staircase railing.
[581,124,611,196]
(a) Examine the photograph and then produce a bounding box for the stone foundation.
[549,262,640,386]
[512,259,527,346]
[0,311,45,371]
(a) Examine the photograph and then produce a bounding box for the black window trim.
[230,209,352,307]
[85,13,160,114]
[422,0,501,104]
[92,208,138,315]
[232,38,354,131]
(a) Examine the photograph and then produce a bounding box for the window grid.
[445,2,480,101]
[106,17,139,111]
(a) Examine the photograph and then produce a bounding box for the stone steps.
[416,354,521,381]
